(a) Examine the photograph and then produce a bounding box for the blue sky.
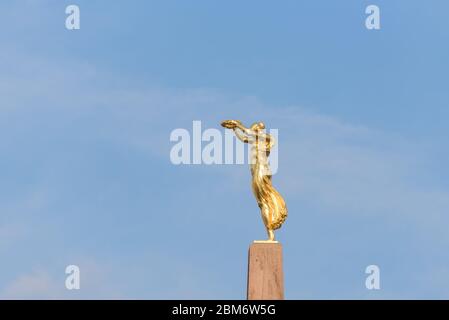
[1,0,449,299]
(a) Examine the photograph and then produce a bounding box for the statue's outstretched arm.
[221,120,255,143]
[233,128,251,143]
[235,123,256,137]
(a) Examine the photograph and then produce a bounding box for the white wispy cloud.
[0,269,63,299]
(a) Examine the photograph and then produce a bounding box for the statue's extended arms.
[222,120,255,143]
[234,123,256,137]
[233,128,250,143]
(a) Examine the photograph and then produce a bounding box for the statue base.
[253,240,279,244]
[247,241,284,300]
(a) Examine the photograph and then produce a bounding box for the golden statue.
[221,120,287,242]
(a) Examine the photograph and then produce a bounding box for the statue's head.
[251,122,265,131]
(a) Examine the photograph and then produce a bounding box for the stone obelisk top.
[247,242,284,300]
